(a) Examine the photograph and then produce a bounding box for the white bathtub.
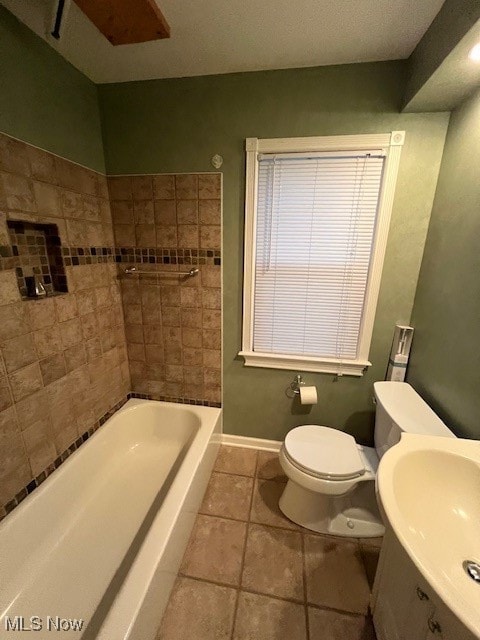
[0,399,222,639]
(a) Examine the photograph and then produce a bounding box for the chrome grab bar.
[124,266,199,278]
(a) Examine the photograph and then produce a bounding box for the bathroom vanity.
[372,529,477,640]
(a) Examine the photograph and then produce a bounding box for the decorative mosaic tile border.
[0,393,222,522]
[0,245,221,270]
[129,392,222,408]
[115,247,221,267]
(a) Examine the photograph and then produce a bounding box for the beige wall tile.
[202,309,221,329]
[182,328,202,348]
[133,200,154,224]
[82,195,100,222]
[64,343,87,372]
[14,389,50,429]
[176,200,198,224]
[1,172,36,211]
[27,298,56,329]
[180,308,202,328]
[111,200,134,224]
[55,295,78,323]
[178,225,199,247]
[21,417,56,477]
[135,224,156,246]
[180,287,201,308]
[125,324,144,344]
[39,353,66,386]
[203,328,221,349]
[175,174,198,200]
[199,199,221,225]
[145,345,164,364]
[108,176,132,200]
[161,307,180,326]
[0,135,31,175]
[0,376,13,412]
[0,271,21,306]
[156,225,177,247]
[0,304,30,342]
[203,349,221,369]
[143,325,163,344]
[59,318,83,349]
[204,367,221,387]
[132,176,153,200]
[114,224,135,246]
[34,182,60,217]
[200,225,221,249]
[8,363,43,402]
[198,174,221,199]
[1,333,38,373]
[60,190,83,219]
[154,200,176,225]
[34,326,61,359]
[202,288,221,309]
[28,147,57,184]
[183,348,203,366]
[127,343,145,361]
[153,175,175,200]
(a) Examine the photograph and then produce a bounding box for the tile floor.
[157,446,381,640]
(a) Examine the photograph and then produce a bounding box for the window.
[239,132,405,376]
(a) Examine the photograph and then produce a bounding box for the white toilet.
[279,381,455,537]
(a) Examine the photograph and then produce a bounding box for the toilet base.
[279,479,385,537]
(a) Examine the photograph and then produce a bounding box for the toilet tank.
[373,381,455,459]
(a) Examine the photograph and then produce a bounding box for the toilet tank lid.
[373,382,454,438]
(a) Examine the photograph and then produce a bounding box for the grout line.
[301,532,310,640]
[230,462,257,640]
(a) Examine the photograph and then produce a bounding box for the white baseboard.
[220,433,282,452]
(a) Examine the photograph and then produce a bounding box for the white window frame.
[239,131,405,376]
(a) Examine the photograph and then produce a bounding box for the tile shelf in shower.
[7,220,68,299]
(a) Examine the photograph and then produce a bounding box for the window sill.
[238,351,371,377]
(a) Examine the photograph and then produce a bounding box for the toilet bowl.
[279,425,384,537]
[278,382,455,537]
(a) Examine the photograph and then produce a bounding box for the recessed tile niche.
[7,220,68,299]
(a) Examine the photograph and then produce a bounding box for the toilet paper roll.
[299,386,317,405]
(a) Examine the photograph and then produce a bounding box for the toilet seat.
[284,425,366,481]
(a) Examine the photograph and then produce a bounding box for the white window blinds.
[253,151,385,361]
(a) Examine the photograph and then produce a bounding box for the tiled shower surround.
[0,132,222,517]
[108,173,222,406]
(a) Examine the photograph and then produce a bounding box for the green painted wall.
[99,62,450,443]
[408,88,480,439]
[0,5,105,172]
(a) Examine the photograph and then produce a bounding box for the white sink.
[377,433,480,638]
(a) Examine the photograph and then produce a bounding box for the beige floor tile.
[256,451,287,482]
[308,607,376,640]
[157,577,237,640]
[181,514,247,586]
[214,445,258,476]
[200,472,254,521]
[233,591,307,640]
[242,524,304,601]
[360,544,381,590]
[304,535,371,614]
[250,479,298,530]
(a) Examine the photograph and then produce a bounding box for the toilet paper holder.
[289,374,305,395]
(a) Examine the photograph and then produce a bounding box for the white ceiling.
[2,0,445,84]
